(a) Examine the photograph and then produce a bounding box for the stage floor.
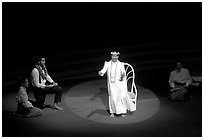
[2,79,202,137]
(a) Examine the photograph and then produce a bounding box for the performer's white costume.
[99,60,136,114]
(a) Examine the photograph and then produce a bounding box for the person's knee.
[170,96,176,101]
[169,92,178,101]
[58,86,63,91]
[28,107,43,117]
[183,87,188,93]
[55,86,63,93]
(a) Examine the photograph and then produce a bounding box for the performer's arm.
[186,70,192,87]
[99,61,108,76]
[46,74,55,83]
[120,62,126,81]
[18,88,33,108]
[46,75,58,86]
[169,72,175,88]
[31,68,46,88]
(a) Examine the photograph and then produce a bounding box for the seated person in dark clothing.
[31,56,63,110]
[16,76,42,117]
[168,62,192,101]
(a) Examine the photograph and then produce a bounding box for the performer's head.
[175,62,182,72]
[34,56,46,67]
[18,76,29,88]
[111,51,120,62]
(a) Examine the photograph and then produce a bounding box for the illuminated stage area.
[65,79,160,124]
[2,78,202,137]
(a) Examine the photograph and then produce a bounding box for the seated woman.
[168,62,192,101]
[15,76,42,117]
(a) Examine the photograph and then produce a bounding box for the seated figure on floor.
[16,76,42,117]
[98,51,136,118]
[168,62,192,101]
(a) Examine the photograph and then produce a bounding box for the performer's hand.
[119,73,125,81]
[53,82,58,86]
[170,82,175,88]
[98,71,103,76]
[25,101,33,108]
[46,84,55,88]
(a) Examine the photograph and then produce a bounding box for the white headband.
[111,51,120,55]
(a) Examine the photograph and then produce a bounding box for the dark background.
[3,2,201,52]
[2,2,202,91]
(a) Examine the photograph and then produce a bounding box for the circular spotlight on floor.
[64,79,160,124]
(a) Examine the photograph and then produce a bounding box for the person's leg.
[17,103,30,115]
[46,86,63,110]
[170,91,178,101]
[28,107,42,117]
[53,86,62,103]
[177,88,187,101]
[186,85,195,100]
[109,96,115,117]
[182,87,188,100]
[33,87,46,109]
[177,94,184,101]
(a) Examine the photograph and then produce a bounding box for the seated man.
[16,76,42,117]
[31,56,63,110]
[168,62,192,101]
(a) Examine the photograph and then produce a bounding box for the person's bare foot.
[122,114,127,117]
[127,110,134,115]
[53,103,63,110]
[110,114,114,118]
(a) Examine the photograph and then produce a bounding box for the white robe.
[99,60,136,114]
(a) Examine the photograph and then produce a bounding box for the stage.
[2,78,202,137]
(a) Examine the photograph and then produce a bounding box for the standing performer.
[98,51,136,117]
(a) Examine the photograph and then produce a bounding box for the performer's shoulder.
[31,68,39,73]
[118,60,124,65]
[105,60,111,64]
[182,68,189,72]
[170,70,176,74]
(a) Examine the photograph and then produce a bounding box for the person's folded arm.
[46,74,54,83]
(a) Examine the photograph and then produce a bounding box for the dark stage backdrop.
[2,2,202,91]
